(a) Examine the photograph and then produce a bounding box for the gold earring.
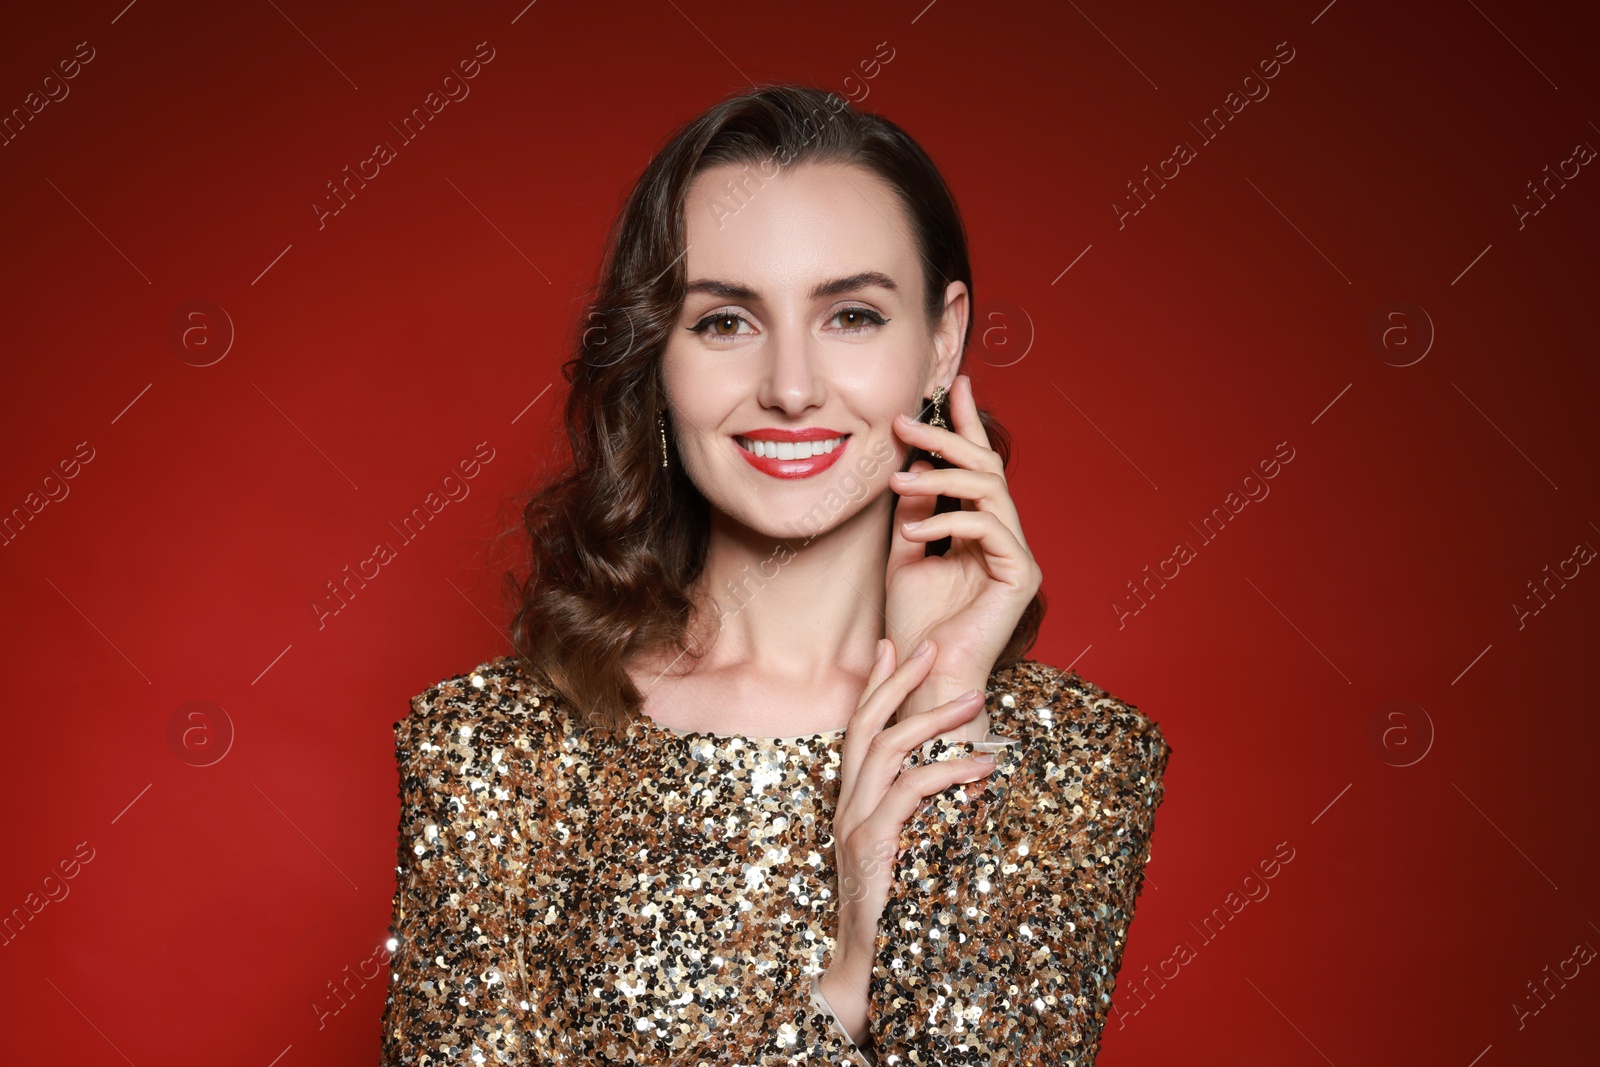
[929,386,949,430]
[658,409,669,468]
[926,385,949,460]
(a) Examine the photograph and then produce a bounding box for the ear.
[930,279,968,391]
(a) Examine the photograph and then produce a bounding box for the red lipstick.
[733,429,850,479]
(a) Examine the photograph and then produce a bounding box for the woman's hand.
[819,636,998,1045]
[884,373,1044,736]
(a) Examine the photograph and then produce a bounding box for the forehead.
[681,160,920,291]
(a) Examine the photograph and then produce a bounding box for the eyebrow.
[683,270,899,303]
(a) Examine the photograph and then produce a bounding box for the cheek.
[669,388,737,441]
[661,353,731,432]
[846,331,929,394]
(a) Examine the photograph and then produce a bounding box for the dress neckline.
[630,709,1019,752]
[632,711,848,747]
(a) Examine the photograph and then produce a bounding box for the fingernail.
[913,639,931,658]
[957,688,980,703]
[893,469,918,480]
[874,639,888,665]
[901,519,922,531]
[973,753,996,764]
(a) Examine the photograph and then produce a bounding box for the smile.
[736,435,845,459]
[733,434,850,479]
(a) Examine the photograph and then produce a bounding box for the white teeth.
[738,436,844,460]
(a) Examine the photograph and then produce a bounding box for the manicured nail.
[901,520,922,531]
[913,639,931,658]
[893,469,918,481]
[956,688,980,704]
[973,752,996,764]
[874,639,888,665]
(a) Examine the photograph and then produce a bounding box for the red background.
[2,1,1597,1063]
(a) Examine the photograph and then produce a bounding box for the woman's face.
[663,160,966,542]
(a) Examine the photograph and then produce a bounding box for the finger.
[950,373,993,452]
[842,640,934,799]
[898,509,1036,582]
[843,687,989,831]
[845,640,896,765]
[891,458,939,508]
[888,462,941,572]
[855,753,999,858]
[839,640,937,816]
[863,637,895,693]
[892,376,999,473]
[892,411,1001,478]
[890,466,1020,532]
[853,637,916,717]
[838,751,995,906]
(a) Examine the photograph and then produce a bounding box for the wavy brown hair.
[506,83,1045,741]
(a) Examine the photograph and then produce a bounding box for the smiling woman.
[667,166,948,501]
[381,83,1170,1065]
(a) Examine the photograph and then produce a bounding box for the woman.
[380,84,1170,1065]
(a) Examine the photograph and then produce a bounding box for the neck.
[685,490,895,687]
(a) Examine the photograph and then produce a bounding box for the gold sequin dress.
[379,655,1171,1065]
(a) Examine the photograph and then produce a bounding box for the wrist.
[898,676,992,741]
[818,963,872,1047]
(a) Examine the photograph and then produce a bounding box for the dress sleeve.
[709,970,880,1066]
[867,669,1172,1065]
[811,971,879,1065]
[380,691,544,1066]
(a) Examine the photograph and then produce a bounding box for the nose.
[755,319,826,417]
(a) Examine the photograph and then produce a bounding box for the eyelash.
[687,307,889,340]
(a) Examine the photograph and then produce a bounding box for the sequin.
[380,655,1171,1065]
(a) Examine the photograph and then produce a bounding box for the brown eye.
[689,312,751,339]
[831,307,888,332]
